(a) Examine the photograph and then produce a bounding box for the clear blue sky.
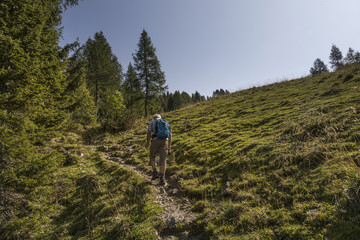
[60,0,360,97]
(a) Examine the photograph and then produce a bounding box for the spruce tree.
[83,31,125,130]
[123,63,143,115]
[61,41,97,126]
[0,0,70,190]
[181,91,192,106]
[173,91,182,109]
[192,91,202,103]
[1,0,81,237]
[167,94,174,111]
[84,31,123,108]
[133,29,167,116]
[345,47,356,65]
[355,51,360,63]
[310,58,329,76]
[329,44,343,70]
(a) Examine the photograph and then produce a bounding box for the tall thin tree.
[133,29,167,116]
[123,63,143,114]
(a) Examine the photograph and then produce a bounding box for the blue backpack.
[155,119,171,139]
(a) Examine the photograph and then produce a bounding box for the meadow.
[106,65,360,239]
[4,65,360,239]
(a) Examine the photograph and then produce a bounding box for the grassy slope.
[113,65,360,239]
[4,66,360,239]
[2,133,162,239]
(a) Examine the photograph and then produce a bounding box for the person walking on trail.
[145,114,172,185]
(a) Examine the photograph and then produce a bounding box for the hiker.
[145,114,172,185]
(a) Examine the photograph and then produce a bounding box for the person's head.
[153,114,161,120]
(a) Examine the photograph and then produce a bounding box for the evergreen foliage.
[133,29,167,116]
[192,91,204,103]
[355,51,360,63]
[329,44,343,70]
[212,88,230,97]
[122,63,143,116]
[61,41,97,127]
[310,58,329,76]
[0,0,82,237]
[7,1,360,238]
[345,47,356,65]
[181,91,192,105]
[1,0,68,190]
[158,90,206,112]
[83,31,125,130]
[172,90,182,110]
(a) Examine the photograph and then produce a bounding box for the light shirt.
[148,118,171,140]
[148,119,159,133]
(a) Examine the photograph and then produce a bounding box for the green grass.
[3,65,360,239]
[1,136,162,239]
[108,65,360,239]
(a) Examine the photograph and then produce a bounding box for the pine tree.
[181,91,192,106]
[329,44,343,70]
[173,91,182,109]
[310,58,329,76]
[84,31,123,108]
[123,63,143,115]
[192,91,202,103]
[61,41,97,127]
[167,93,174,111]
[83,31,125,130]
[1,0,81,237]
[1,0,71,189]
[345,47,356,65]
[133,29,167,116]
[355,51,360,63]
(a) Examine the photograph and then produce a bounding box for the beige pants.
[150,139,168,166]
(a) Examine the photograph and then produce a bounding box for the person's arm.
[146,130,152,149]
[168,133,172,151]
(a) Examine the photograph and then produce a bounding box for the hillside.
[107,65,360,239]
[2,65,360,239]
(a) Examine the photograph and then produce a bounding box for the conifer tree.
[61,41,97,126]
[192,91,202,102]
[329,44,343,70]
[83,31,125,130]
[84,31,123,108]
[1,0,81,237]
[133,29,167,116]
[173,91,182,109]
[0,0,72,190]
[310,58,329,76]
[355,51,360,63]
[345,47,356,65]
[181,91,192,106]
[123,63,143,115]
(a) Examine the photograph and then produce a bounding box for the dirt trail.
[104,151,199,240]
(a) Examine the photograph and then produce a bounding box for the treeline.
[66,30,209,131]
[155,89,229,112]
[310,44,360,75]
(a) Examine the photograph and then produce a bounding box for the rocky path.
[104,151,200,240]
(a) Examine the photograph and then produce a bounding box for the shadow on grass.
[52,154,155,239]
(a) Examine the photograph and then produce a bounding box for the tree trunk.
[144,89,148,117]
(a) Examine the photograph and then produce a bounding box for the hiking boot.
[160,176,167,186]
[151,171,158,180]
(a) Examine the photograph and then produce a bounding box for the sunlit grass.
[110,64,360,238]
